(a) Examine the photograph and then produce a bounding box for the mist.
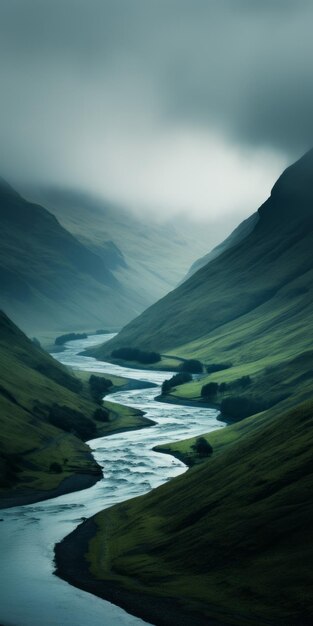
[1,1,312,222]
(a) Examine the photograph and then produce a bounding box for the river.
[0,334,225,626]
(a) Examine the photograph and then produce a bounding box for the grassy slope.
[82,398,313,626]
[0,180,132,334]
[97,152,313,367]
[0,312,151,505]
[58,152,313,625]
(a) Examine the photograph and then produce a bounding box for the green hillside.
[55,151,313,625]
[97,150,313,376]
[0,311,149,507]
[0,179,133,334]
[60,398,313,626]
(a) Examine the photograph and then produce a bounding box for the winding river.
[0,334,224,626]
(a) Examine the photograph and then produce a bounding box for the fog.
[1,1,312,222]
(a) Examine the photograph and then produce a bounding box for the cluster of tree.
[111,347,161,364]
[191,437,213,457]
[55,332,88,346]
[201,375,252,400]
[201,382,219,399]
[220,396,264,420]
[178,359,203,373]
[161,372,192,395]
[205,362,232,374]
[49,404,97,440]
[89,375,113,403]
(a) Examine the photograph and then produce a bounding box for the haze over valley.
[1,3,313,626]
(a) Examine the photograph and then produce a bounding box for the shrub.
[111,347,161,364]
[220,396,264,421]
[161,372,192,395]
[192,437,213,457]
[49,404,97,440]
[201,382,219,399]
[206,363,232,374]
[179,360,203,373]
[89,375,113,403]
[55,332,88,346]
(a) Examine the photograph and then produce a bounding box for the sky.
[0,0,313,224]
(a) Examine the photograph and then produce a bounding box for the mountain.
[56,150,313,625]
[95,150,313,378]
[0,179,135,334]
[25,187,210,316]
[182,212,259,282]
[0,311,102,506]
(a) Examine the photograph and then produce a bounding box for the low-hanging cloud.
[0,0,312,221]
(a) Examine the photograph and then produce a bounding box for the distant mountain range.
[18,186,210,332]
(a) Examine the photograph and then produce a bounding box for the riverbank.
[55,515,222,626]
[0,469,102,510]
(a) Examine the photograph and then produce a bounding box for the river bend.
[0,334,224,626]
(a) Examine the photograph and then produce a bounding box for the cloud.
[0,1,311,220]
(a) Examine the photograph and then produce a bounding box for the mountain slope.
[0,180,133,334]
[182,212,259,282]
[26,187,210,315]
[0,311,107,506]
[96,150,313,374]
[58,398,313,626]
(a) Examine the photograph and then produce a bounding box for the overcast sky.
[1,0,313,223]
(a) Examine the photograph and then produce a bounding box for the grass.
[85,398,313,625]
[70,154,313,625]
[0,312,151,501]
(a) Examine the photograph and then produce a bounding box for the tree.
[161,372,192,395]
[201,382,219,399]
[179,360,203,373]
[192,437,213,457]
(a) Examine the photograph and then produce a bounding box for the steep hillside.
[26,187,210,314]
[0,312,148,507]
[57,398,313,626]
[182,212,258,282]
[0,179,132,334]
[96,150,313,375]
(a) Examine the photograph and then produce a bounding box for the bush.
[49,404,97,440]
[89,375,113,403]
[111,347,161,364]
[206,363,232,374]
[161,372,192,395]
[178,360,203,373]
[201,382,219,399]
[220,396,264,421]
[192,437,213,457]
[93,408,110,422]
[55,332,88,346]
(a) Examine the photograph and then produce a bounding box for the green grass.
[0,312,151,500]
[86,398,313,625]
[76,154,313,625]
